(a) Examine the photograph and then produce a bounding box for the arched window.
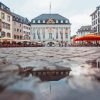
[7,33,11,37]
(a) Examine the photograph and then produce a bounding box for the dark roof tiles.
[12,12,30,25]
[0,2,11,14]
[33,14,68,20]
[78,25,92,32]
[31,14,70,24]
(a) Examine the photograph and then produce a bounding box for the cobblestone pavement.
[0,47,100,100]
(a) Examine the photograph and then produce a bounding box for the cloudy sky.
[1,0,99,35]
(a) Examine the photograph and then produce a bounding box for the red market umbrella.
[74,34,100,41]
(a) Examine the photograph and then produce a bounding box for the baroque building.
[31,14,71,46]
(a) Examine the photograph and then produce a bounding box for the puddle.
[0,47,100,100]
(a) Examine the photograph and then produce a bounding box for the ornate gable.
[46,18,55,24]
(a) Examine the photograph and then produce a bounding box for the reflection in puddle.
[0,47,100,100]
[5,67,100,100]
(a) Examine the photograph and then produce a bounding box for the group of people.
[0,42,43,47]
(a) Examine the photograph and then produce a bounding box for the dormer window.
[1,5,4,9]
[43,20,45,23]
[33,20,35,23]
[56,20,58,23]
[38,20,40,23]
[61,20,63,23]
[65,20,68,23]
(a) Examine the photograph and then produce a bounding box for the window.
[7,15,10,22]
[60,31,63,39]
[1,31,5,37]
[65,20,68,23]
[1,5,4,9]
[43,20,45,23]
[14,35,16,39]
[56,29,58,39]
[17,35,19,39]
[33,20,35,23]
[1,12,5,19]
[37,30,41,39]
[42,28,45,39]
[56,20,58,23]
[20,36,22,39]
[7,33,11,37]
[2,22,10,30]
[38,20,40,23]
[17,29,19,32]
[33,33,36,39]
[49,33,52,39]
[61,20,63,23]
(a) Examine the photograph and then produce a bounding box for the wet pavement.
[0,47,100,100]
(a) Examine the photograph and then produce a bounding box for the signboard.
[0,19,2,32]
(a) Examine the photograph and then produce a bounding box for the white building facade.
[90,6,100,35]
[31,14,71,46]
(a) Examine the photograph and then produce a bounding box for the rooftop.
[31,14,70,24]
[0,2,11,14]
[90,5,100,16]
[12,12,30,25]
[77,25,92,32]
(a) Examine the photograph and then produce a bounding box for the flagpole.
[50,2,51,14]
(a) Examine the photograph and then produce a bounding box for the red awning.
[74,34,100,41]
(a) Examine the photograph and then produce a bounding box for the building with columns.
[31,14,71,46]
[0,2,13,42]
[90,6,100,35]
